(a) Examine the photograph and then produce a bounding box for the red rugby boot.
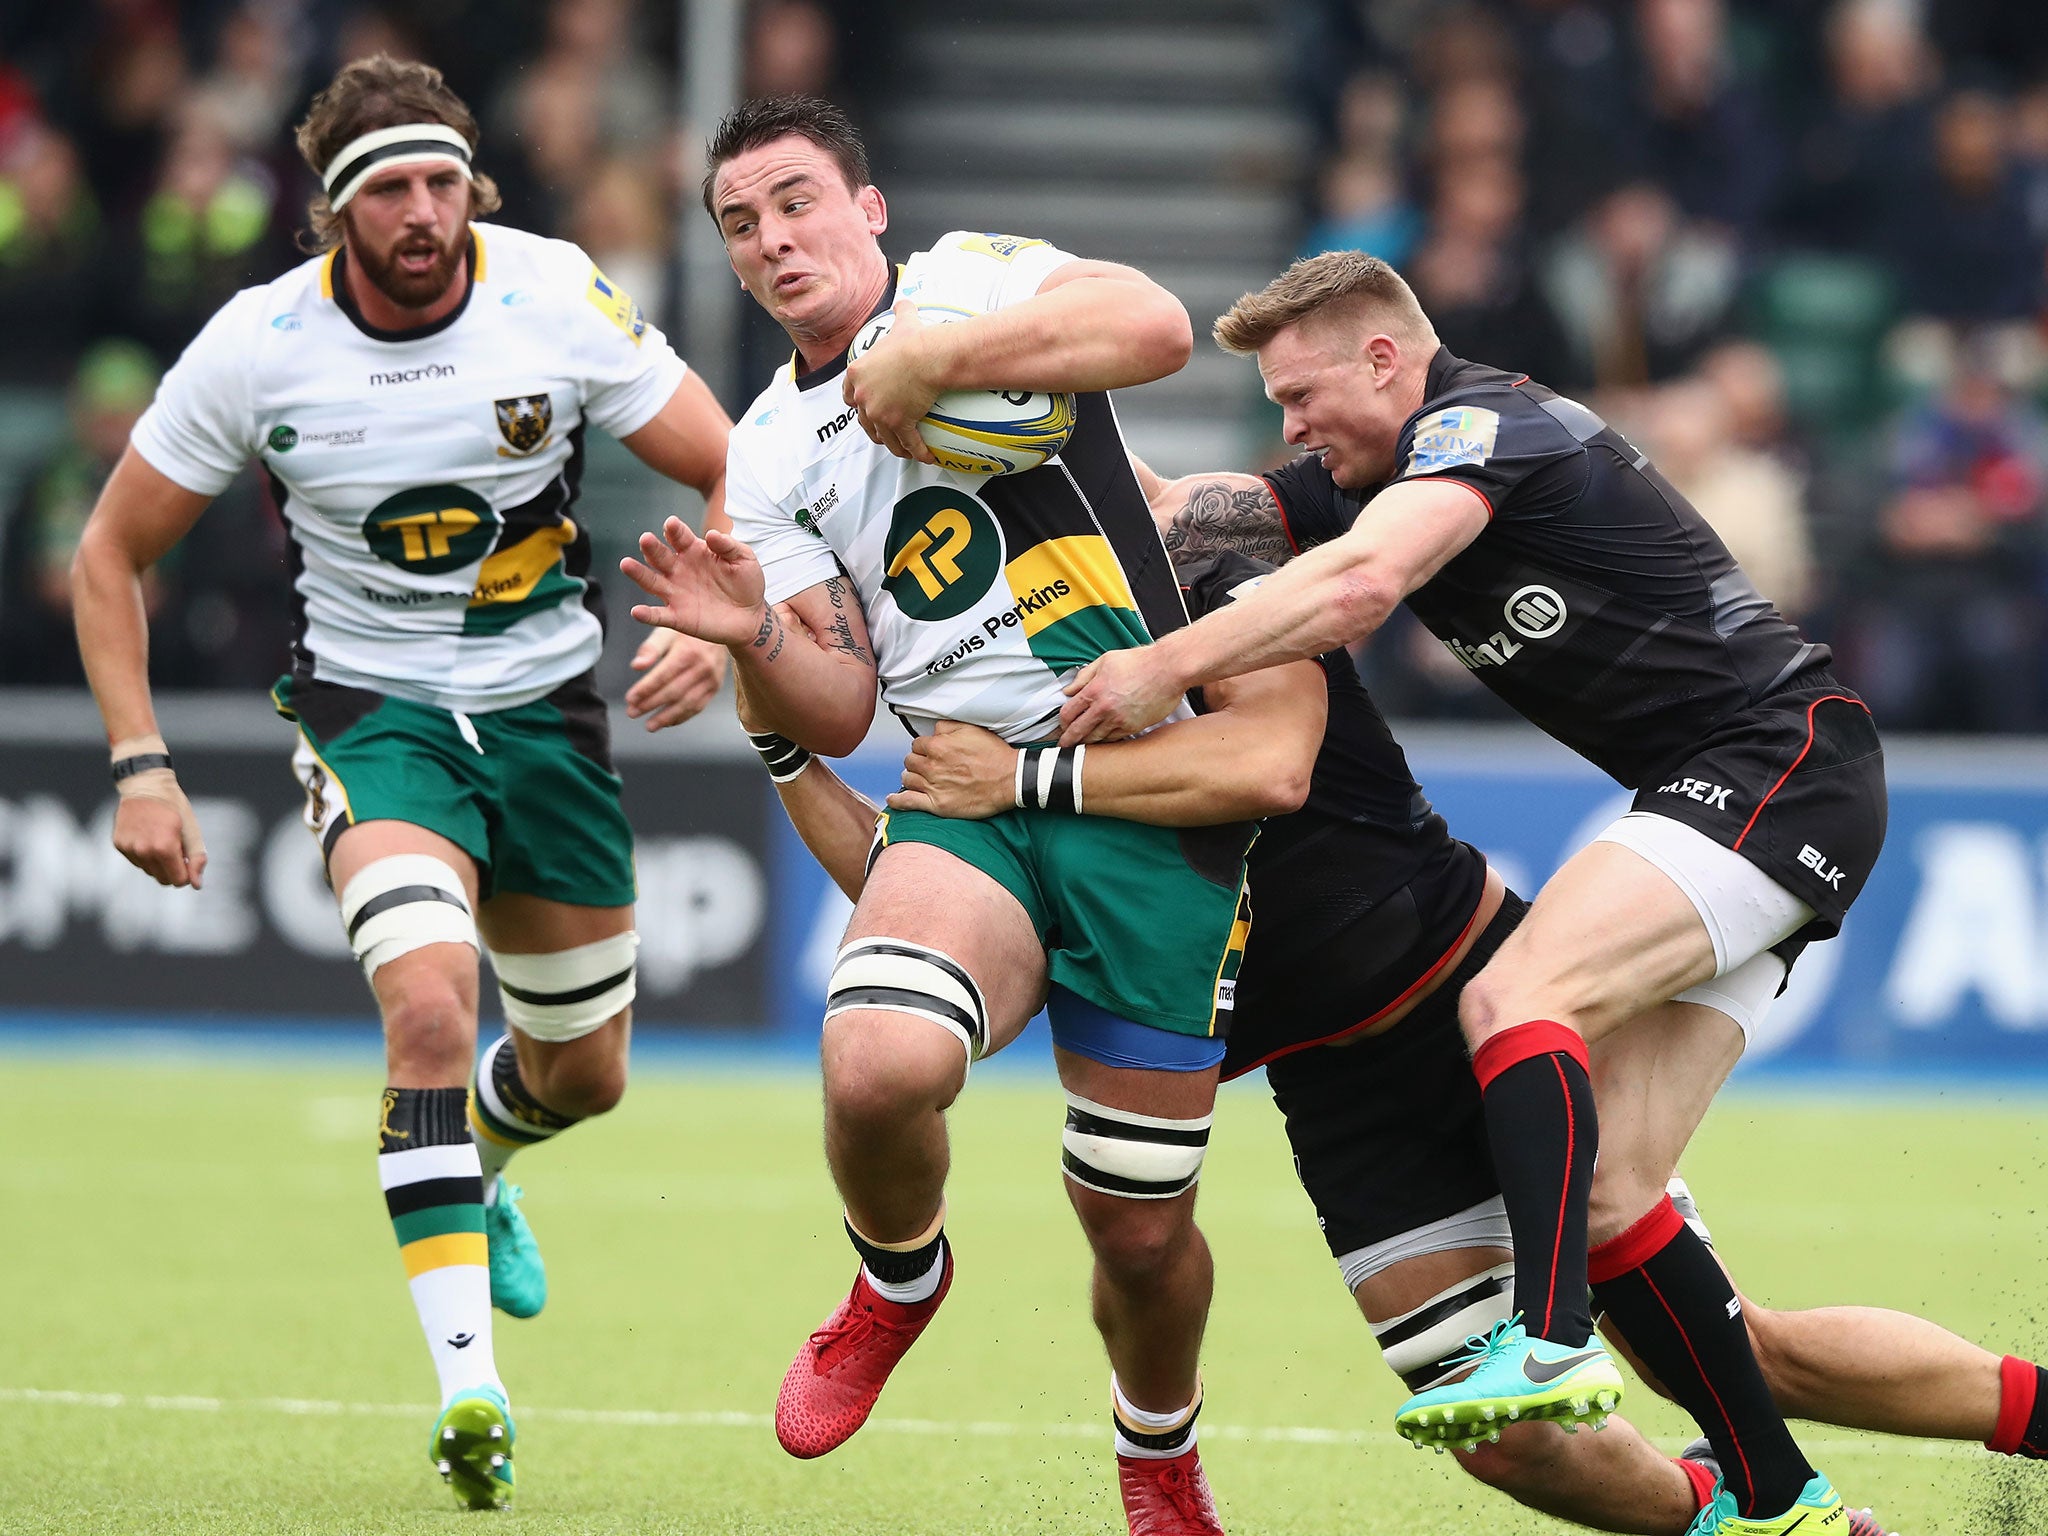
[1118,1446,1226,1535]
[774,1248,953,1459]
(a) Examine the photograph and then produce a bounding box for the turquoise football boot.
[1395,1317,1623,1449]
[484,1180,546,1319]
[430,1383,515,1510]
[1684,1471,1853,1535]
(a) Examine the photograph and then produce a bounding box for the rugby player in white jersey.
[69,56,732,1510]
[623,95,1267,1535]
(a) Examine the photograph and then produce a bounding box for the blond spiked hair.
[1213,251,1434,355]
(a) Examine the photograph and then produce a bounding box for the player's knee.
[1072,1188,1196,1285]
[1742,1304,1816,1417]
[1587,1170,1669,1248]
[821,937,986,1133]
[530,1047,629,1120]
[381,976,475,1078]
[821,1012,964,1132]
[1457,967,1513,1049]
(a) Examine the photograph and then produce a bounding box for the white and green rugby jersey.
[130,221,688,713]
[728,230,1190,743]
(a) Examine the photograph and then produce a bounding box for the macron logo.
[816,406,857,443]
[369,363,457,387]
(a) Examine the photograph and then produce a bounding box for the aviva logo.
[363,485,500,574]
[882,487,1001,621]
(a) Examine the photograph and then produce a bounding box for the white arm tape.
[488,931,639,1043]
[338,854,477,979]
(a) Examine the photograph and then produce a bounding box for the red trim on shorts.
[1218,896,1485,1081]
[1674,1453,1720,1511]
[1990,1354,2038,1455]
[1509,374,1532,388]
[1731,695,1871,852]
[1260,473,1302,555]
[1587,1195,1685,1285]
[1470,1019,1587,1092]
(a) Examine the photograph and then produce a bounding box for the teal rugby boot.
[1395,1317,1623,1449]
[484,1181,547,1319]
[430,1383,515,1510]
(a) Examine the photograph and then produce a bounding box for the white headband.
[323,123,473,210]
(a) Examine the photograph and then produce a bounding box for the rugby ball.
[849,306,1077,476]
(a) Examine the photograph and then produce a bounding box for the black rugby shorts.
[1630,675,1886,955]
[1263,893,1526,1260]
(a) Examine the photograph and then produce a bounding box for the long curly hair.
[293,54,501,253]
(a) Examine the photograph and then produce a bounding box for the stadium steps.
[872,1,1305,472]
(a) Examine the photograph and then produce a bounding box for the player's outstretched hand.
[625,625,729,731]
[888,720,1014,819]
[621,516,769,649]
[1058,647,1180,746]
[113,776,207,890]
[844,299,939,466]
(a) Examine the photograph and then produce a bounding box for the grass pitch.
[3,1047,2046,1534]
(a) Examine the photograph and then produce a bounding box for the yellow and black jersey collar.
[322,227,486,343]
[789,263,903,392]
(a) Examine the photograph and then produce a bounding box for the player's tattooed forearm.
[1163,480,1292,563]
[750,607,787,664]
[818,578,873,664]
[824,610,874,665]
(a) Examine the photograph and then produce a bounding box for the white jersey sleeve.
[904,231,1080,318]
[564,253,690,439]
[727,430,842,604]
[128,289,264,495]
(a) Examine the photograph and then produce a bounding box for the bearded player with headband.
[70,56,733,1510]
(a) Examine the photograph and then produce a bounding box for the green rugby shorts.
[272,671,635,908]
[873,807,1254,1038]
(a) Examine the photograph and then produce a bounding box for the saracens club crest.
[495,394,553,456]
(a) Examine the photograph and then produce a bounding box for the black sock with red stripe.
[1589,1196,1813,1518]
[1989,1355,2048,1458]
[1472,1020,1597,1344]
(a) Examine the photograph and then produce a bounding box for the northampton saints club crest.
[494,394,553,455]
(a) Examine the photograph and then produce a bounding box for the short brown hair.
[293,54,501,252]
[1213,251,1432,355]
[702,94,870,218]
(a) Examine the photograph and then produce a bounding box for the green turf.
[3,1053,2046,1533]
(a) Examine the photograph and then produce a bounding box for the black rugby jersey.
[1178,550,1477,949]
[1264,349,1831,787]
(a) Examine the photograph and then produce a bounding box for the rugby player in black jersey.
[743,535,2046,1535]
[1056,253,1894,1536]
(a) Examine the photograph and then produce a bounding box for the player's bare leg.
[1057,1047,1227,1534]
[1413,839,1852,1530]
[331,821,513,1509]
[1058,1052,1218,1407]
[1361,1245,1703,1535]
[1399,846,1709,1439]
[466,893,637,1319]
[1749,1303,2002,1439]
[776,843,1046,1458]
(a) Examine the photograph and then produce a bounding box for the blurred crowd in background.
[1294,0,2048,729]
[3,0,2047,733]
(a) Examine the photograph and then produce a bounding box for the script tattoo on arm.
[749,606,787,665]
[820,577,874,666]
[1161,479,1294,564]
